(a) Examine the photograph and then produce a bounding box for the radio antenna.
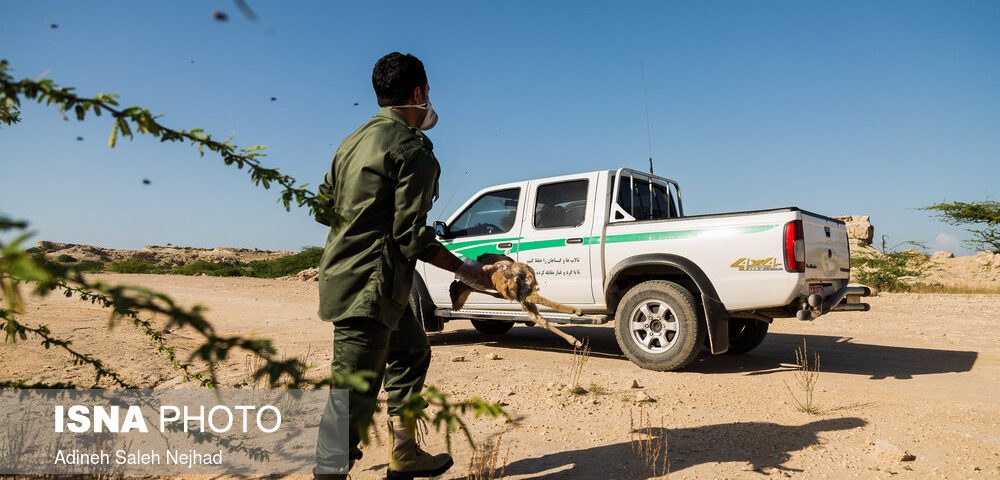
[435,170,469,222]
[626,37,654,176]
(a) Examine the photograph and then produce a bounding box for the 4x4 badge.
[731,257,783,271]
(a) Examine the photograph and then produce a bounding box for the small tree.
[922,201,1000,253]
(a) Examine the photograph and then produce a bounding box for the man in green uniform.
[313,52,495,480]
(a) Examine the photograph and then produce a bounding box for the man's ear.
[410,85,425,104]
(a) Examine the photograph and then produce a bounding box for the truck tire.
[614,280,704,371]
[471,320,515,335]
[725,317,769,355]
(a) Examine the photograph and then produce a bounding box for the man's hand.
[455,260,498,291]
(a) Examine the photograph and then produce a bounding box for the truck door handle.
[566,237,584,244]
[497,242,513,249]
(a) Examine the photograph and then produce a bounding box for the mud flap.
[702,293,729,354]
[410,273,444,332]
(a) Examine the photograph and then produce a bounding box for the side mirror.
[434,221,450,238]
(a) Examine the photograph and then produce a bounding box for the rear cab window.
[534,179,589,229]
[613,172,679,221]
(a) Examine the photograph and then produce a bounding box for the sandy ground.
[2,274,998,479]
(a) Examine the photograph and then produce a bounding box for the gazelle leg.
[450,282,507,309]
[523,303,582,347]
[526,293,584,316]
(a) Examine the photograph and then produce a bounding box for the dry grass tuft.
[784,339,821,414]
[568,339,591,395]
[588,382,608,396]
[241,344,318,390]
[465,434,509,480]
[629,404,669,478]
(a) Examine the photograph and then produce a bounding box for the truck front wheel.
[471,320,515,335]
[614,280,705,371]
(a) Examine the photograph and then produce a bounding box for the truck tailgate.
[802,214,851,280]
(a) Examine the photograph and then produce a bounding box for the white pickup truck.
[411,168,871,371]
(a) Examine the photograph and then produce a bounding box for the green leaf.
[108,123,118,148]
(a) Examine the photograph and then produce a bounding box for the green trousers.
[315,308,431,471]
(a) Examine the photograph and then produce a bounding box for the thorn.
[234,0,259,22]
[212,11,228,21]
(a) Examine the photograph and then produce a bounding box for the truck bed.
[610,207,846,226]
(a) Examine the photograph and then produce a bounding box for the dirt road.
[3,274,998,479]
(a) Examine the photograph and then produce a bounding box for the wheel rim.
[629,300,679,354]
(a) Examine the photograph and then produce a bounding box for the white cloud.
[933,232,961,251]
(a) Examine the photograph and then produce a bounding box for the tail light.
[784,220,805,273]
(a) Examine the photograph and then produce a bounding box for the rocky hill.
[835,216,1000,290]
[34,241,292,266]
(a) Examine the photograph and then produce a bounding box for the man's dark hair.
[372,52,428,107]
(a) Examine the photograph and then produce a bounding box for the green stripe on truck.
[441,224,777,259]
[603,224,777,244]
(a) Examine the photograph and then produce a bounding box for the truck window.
[631,178,652,219]
[450,188,520,237]
[616,176,633,217]
[534,179,588,229]
[615,173,675,220]
[651,184,676,219]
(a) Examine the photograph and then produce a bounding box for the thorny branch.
[0,60,507,451]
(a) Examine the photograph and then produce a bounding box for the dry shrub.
[629,404,669,478]
[466,434,509,480]
[568,339,591,395]
[784,339,821,414]
[242,343,318,390]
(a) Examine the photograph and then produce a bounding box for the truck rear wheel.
[471,320,515,335]
[614,280,704,371]
[726,317,769,355]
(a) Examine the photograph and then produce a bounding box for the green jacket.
[315,108,440,329]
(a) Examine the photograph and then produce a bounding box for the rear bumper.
[797,284,872,320]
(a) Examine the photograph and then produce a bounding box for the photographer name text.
[54,449,224,468]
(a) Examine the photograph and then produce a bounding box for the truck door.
[424,186,524,308]
[518,176,596,304]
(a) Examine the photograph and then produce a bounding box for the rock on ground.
[872,439,917,462]
[293,268,320,281]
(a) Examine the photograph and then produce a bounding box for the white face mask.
[388,101,438,130]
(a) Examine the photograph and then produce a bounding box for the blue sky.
[2,1,997,254]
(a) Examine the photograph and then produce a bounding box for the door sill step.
[435,308,610,325]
